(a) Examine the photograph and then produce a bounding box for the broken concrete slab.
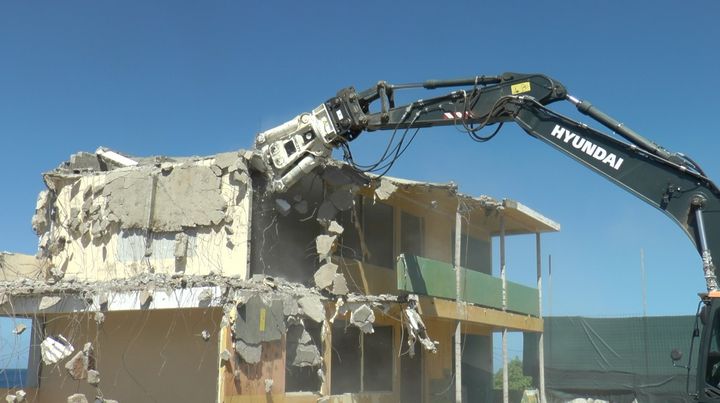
[214,151,240,171]
[282,295,299,317]
[375,179,398,200]
[291,343,322,367]
[313,262,338,289]
[234,295,285,343]
[38,295,62,310]
[103,164,227,232]
[298,295,325,323]
[234,339,262,364]
[328,187,355,211]
[350,304,375,334]
[174,233,189,259]
[65,351,89,380]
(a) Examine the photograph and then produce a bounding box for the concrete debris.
[286,324,321,367]
[139,289,153,308]
[39,295,62,310]
[0,293,6,306]
[328,187,355,211]
[198,289,213,307]
[87,369,100,386]
[403,295,438,356]
[275,199,292,216]
[201,330,211,341]
[313,262,338,289]
[4,395,16,403]
[66,393,88,403]
[65,342,95,380]
[282,295,300,317]
[327,221,344,235]
[220,349,232,364]
[235,294,285,343]
[350,304,375,334]
[94,312,105,325]
[234,339,262,364]
[12,324,26,335]
[174,233,189,259]
[315,234,337,261]
[31,190,51,235]
[12,390,26,402]
[67,152,103,171]
[331,273,349,296]
[298,295,325,323]
[293,200,309,215]
[316,200,338,223]
[95,147,138,167]
[264,378,274,393]
[41,335,74,365]
[214,152,239,171]
[375,179,398,200]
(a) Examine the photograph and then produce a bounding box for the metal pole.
[455,203,463,403]
[501,214,508,403]
[536,233,546,403]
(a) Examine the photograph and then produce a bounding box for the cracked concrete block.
[298,295,325,323]
[327,221,344,235]
[234,339,262,364]
[293,200,309,215]
[331,274,349,296]
[39,296,61,310]
[87,369,100,386]
[375,179,398,200]
[328,187,355,211]
[66,394,88,403]
[292,344,322,367]
[313,262,338,289]
[350,305,375,334]
[275,199,292,216]
[264,378,274,393]
[316,200,338,223]
[315,234,337,260]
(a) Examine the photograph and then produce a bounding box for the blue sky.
[1,0,719,328]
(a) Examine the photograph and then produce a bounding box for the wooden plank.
[417,296,543,332]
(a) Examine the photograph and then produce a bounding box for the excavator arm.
[254,72,720,291]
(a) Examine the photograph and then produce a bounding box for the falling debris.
[374,179,398,200]
[87,369,100,386]
[12,324,26,335]
[298,295,325,323]
[39,295,62,310]
[350,304,376,334]
[315,235,337,261]
[65,342,95,380]
[220,349,232,364]
[198,289,213,307]
[264,378,274,393]
[41,335,74,365]
[403,295,438,355]
[313,262,338,289]
[286,324,322,367]
[66,393,88,403]
[327,221,344,235]
[201,330,211,341]
[331,274,349,296]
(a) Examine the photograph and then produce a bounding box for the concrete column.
[536,233,546,403]
[501,214,508,403]
[454,203,463,403]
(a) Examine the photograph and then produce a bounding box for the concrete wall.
[36,154,251,281]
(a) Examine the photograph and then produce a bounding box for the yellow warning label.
[511,82,532,95]
[259,308,266,332]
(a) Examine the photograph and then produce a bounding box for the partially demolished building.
[0,147,558,403]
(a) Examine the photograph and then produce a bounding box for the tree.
[493,357,533,390]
